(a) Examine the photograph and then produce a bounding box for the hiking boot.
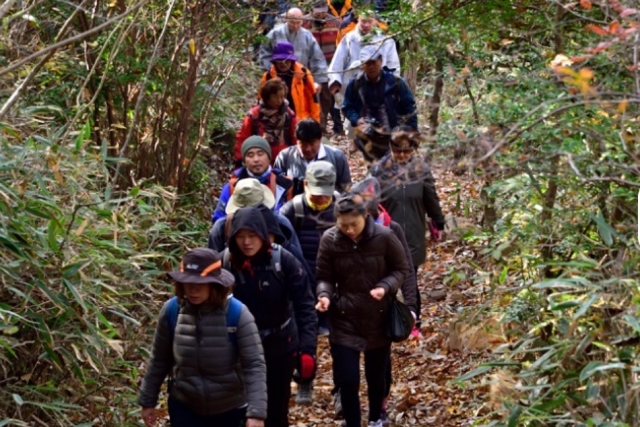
[295,382,313,404]
[333,390,343,419]
[368,421,383,427]
[380,409,390,425]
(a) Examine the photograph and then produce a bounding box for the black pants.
[168,396,246,427]
[331,343,391,426]
[266,352,296,427]
[414,265,421,327]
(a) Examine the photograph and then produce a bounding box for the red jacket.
[234,105,298,164]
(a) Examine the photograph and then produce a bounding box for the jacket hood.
[256,204,285,244]
[229,207,271,255]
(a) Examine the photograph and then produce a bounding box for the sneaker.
[368,421,383,427]
[295,382,313,404]
[410,325,422,339]
[333,390,343,419]
[380,410,390,425]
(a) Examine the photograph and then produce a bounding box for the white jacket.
[327,29,400,92]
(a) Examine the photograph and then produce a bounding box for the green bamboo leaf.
[622,314,640,334]
[507,404,522,427]
[580,361,627,381]
[62,279,87,312]
[573,293,600,321]
[550,300,580,310]
[593,211,615,246]
[47,219,60,252]
[12,393,23,406]
[452,364,493,383]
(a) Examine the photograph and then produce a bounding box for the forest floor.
[287,133,492,426]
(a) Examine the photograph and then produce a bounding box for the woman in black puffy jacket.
[226,207,318,427]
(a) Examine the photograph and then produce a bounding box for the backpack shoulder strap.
[292,194,305,231]
[270,243,284,282]
[226,297,243,349]
[167,296,179,339]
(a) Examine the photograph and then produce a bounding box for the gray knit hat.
[241,136,272,160]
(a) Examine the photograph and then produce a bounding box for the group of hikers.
[138,1,447,427]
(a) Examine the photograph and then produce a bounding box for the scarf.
[305,192,333,211]
[259,101,289,146]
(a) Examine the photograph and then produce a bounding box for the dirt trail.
[288,134,487,426]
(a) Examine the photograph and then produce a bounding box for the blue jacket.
[212,167,293,222]
[342,68,418,130]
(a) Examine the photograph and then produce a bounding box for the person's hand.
[370,287,385,300]
[316,296,330,312]
[329,82,341,95]
[432,229,444,242]
[315,82,322,93]
[141,407,156,427]
[246,418,264,427]
[357,117,367,126]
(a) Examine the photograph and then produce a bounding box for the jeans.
[331,343,391,426]
[266,352,296,427]
[168,397,246,427]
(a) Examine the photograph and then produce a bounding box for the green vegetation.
[1,0,638,425]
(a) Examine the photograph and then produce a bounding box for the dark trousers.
[413,265,421,327]
[331,343,391,426]
[319,83,343,133]
[168,397,246,427]
[266,352,296,427]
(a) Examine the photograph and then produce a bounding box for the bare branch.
[0,0,148,79]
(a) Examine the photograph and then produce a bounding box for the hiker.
[334,9,390,46]
[208,179,312,280]
[369,127,445,332]
[302,1,343,135]
[259,7,328,90]
[225,207,318,427]
[138,248,266,427]
[274,118,351,196]
[328,14,399,95]
[259,41,320,122]
[351,176,419,424]
[316,194,410,427]
[235,78,297,166]
[341,43,416,162]
[214,136,293,222]
[279,161,339,403]
[327,0,352,20]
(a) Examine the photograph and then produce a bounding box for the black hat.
[167,248,235,286]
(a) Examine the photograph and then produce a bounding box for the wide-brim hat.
[226,178,276,214]
[167,248,235,286]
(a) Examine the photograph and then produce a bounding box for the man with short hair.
[303,1,343,135]
[260,7,329,91]
[212,136,293,222]
[274,118,351,196]
[279,161,339,405]
[342,43,417,161]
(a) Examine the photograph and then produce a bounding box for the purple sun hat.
[271,41,298,62]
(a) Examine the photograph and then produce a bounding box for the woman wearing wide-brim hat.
[138,248,267,427]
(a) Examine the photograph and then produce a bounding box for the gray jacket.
[274,143,351,195]
[260,25,328,83]
[138,298,267,419]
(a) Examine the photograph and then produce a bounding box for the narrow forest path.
[288,134,488,426]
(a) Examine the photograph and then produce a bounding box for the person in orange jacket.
[259,41,321,123]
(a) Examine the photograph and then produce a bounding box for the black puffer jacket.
[279,195,337,284]
[316,216,410,351]
[227,207,318,359]
[370,153,445,267]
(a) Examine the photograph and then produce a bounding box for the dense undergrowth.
[0,122,209,425]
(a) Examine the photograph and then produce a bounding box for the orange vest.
[259,62,321,122]
[327,0,352,18]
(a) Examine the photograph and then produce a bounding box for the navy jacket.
[207,212,313,281]
[279,196,337,285]
[226,208,318,359]
[342,68,417,130]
